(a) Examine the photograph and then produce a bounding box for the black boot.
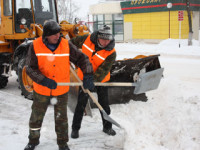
[71,130,79,139]
[24,143,39,150]
[59,145,70,150]
[103,128,116,136]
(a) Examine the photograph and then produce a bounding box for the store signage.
[131,0,162,5]
[178,10,184,21]
[121,0,200,14]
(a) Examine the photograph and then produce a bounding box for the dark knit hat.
[98,25,113,40]
[42,20,60,38]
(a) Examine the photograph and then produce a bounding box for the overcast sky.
[73,0,99,20]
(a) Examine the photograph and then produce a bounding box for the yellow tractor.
[0,0,163,104]
[0,0,89,99]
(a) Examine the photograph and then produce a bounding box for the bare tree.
[57,0,79,23]
[186,0,193,45]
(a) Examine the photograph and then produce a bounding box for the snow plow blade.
[104,54,162,106]
[68,54,163,110]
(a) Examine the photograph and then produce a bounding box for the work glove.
[40,77,57,89]
[83,74,96,92]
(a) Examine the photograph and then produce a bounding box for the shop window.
[113,14,124,41]
[105,14,112,21]
[114,23,123,34]
[94,15,97,22]
[93,13,124,41]
[98,14,104,22]
[114,14,123,20]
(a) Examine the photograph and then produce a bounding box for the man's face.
[46,33,60,44]
[98,38,111,48]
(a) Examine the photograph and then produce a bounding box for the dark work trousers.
[72,86,112,131]
[28,91,69,147]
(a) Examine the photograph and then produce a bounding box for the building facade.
[90,2,124,41]
[89,0,200,42]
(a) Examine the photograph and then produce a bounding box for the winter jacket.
[70,31,116,82]
[26,36,93,96]
[77,35,115,82]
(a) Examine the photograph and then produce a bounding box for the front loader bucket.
[110,55,161,82]
[69,55,162,110]
[105,54,162,106]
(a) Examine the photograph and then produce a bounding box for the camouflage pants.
[28,91,68,147]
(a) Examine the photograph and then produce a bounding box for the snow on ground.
[0,39,200,150]
[116,39,200,60]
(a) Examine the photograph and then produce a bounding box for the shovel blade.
[134,68,164,94]
[101,110,121,128]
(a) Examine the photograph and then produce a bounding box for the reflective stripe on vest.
[30,128,41,131]
[77,35,115,83]
[33,37,70,96]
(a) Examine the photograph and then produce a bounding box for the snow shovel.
[58,68,164,94]
[69,66,121,128]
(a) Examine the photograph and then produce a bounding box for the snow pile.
[116,39,200,60]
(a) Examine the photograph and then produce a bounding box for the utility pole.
[186,0,193,45]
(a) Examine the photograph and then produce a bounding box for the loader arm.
[60,21,89,39]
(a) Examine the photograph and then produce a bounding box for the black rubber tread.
[0,75,8,89]
[18,57,33,100]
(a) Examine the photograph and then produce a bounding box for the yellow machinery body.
[0,0,89,98]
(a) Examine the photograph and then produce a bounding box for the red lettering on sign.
[178,11,184,21]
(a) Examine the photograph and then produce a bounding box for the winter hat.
[42,20,60,38]
[98,25,113,40]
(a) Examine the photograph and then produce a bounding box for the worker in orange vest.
[70,25,117,139]
[24,20,94,150]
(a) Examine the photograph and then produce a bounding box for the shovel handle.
[85,89,104,110]
[69,67,104,110]
[58,82,136,87]
[70,66,121,128]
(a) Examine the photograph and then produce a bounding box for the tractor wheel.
[0,75,8,89]
[18,57,33,100]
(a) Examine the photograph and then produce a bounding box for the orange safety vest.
[33,37,70,96]
[77,35,115,83]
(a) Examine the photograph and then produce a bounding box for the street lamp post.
[167,3,172,38]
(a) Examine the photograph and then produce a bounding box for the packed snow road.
[0,72,125,150]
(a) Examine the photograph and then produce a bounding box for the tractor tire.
[18,57,33,100]
[0,75,8,89]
